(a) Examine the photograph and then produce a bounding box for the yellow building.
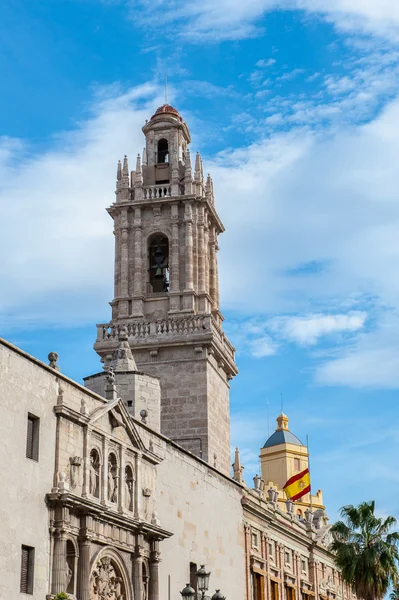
[260,413,324,516]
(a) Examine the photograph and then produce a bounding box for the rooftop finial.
[48,352,59,371]
[122,155,129,177]
[110,326,137,372]
[117,160,122,181]
[276,413,289,431]
[232,447,244,484]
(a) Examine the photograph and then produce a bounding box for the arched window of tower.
[148,234,169,295]
[157,138,169,164]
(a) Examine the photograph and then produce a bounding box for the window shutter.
[20,546,29,593]
[26,418,34,459]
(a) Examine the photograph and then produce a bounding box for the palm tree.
[390,585,399,600]
[331,500,399,600]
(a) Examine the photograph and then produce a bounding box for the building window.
[269,541,275,562]
[252,572,265,600]
[301,559,307,574]
[26,414,39,461]
[252,531,259,549]
[20,545,34,594]
[285,550,292,567]
[271,580,279,600]
[190,562,198,593]
[157,138,169,163]
[294,457,300,471]
[286,587,295,600]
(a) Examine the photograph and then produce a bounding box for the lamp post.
[211,591,226,600]
[197,565,211,599]
[180,565,225,600]
[180,584,196,599]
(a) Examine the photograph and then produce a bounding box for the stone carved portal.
[90,556,126,600]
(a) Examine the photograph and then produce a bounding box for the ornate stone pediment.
[89,399,146,451]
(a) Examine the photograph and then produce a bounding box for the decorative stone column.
[101,437,108,506]
[133,207,143,294]
[118,443,125,514]
[214,240,220,310]
[209,227,216,303]
[244,525,252,600]
[78,516,93,600]
[204,222,209,294]
[133,536,145,600]
[119,208,129,317]
[264,534,272,600]
[51,530,67,594]
[113,214,121,305]
[197,205,205,293]
[82,425,89,498]
[184,203,194,292]
[149,539,161,600]
[169,203,180,313]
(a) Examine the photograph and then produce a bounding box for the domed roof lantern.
[263,413,303,448]
[151,104,183,121]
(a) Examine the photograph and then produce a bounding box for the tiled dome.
[151,104,182,121]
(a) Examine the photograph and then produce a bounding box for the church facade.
[0,104,356,600]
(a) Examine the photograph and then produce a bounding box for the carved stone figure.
[65,560,73,592]
[108,462,117,503]
[106,366,116,385]
[125,478,133,511]
[69,456,82,490]
[90,454,100,498]
[90,556,125,600]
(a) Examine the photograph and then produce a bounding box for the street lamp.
[197,565,211,599]
[180,584,196,599]
[211,591,226,600]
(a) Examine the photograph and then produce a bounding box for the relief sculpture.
[90,556,125,600]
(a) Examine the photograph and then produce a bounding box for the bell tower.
[92,104,238,475]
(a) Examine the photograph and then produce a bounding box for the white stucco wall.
[138,425,246,600]
[0,341,58,600]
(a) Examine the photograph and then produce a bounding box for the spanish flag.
[283,468,310,502]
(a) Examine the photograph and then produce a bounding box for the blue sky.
[1,0,399,523]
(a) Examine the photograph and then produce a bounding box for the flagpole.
[306,434,313,512]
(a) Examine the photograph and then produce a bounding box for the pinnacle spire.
[232,447,244,484]
[117,160,122,181]
[195,151,201,174]
[122,155,129,176]
[135,153,143,187]
[110,326,137,372]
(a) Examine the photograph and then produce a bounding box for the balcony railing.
[143,185,171,199]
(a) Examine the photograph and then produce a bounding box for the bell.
[152,245,164,279]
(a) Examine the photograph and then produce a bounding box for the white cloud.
[316,313,399,388]
[256,58,276,68]
[128,0,399,42]
[250,335,278,357]
[2,76,399,387]
[211,96,399,386]
[270,312,366,345]
[0,83,164,330]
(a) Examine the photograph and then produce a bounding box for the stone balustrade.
[143,185,172,199]
[96,315,236,362]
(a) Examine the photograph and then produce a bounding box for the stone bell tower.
[92,104,238,475]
